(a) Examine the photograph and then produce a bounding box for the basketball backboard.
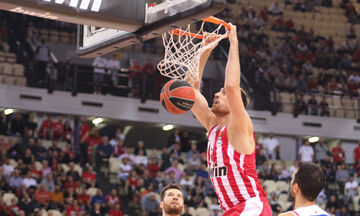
[77,0,227,58]
[0,0,145,31]
[0,0,226,58]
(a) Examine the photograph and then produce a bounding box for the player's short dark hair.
[241,88,249,108]
[160,183,184,201]
[293,162,326,201]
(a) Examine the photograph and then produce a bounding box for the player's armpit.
[227,123,255,155]
[191,90,216,131]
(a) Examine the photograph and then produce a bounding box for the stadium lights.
[308,136,320,143]
[162,124,174,131]
[92,118,103,125]
[4,109,14,115]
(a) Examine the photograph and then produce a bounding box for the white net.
[157,20,229,83]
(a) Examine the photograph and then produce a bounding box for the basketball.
[160,80,196,114]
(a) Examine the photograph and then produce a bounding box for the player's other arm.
[225,24,255,155]
[189,33,217,131]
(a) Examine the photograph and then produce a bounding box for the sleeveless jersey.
[207,125,267,211]
[290,205,329,216]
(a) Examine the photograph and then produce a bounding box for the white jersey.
[289,205,328,216]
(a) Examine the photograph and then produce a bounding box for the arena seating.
[0,0,358,120]
[32,28,77,45]
[0,51,27,86]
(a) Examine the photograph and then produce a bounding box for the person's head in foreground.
[160,183,184,216]
[289,162,326,204]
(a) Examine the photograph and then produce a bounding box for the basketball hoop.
[157,16,230,83]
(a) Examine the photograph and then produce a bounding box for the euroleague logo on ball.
[160,80,195,115]
[178,99,193,110]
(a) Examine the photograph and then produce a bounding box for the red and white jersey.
[207,125,267,211]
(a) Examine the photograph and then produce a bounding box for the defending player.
[189,24,272,215]
[279,162,328,216]
[160,183,185,216]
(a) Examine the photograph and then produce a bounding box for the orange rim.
[170,16,230,39]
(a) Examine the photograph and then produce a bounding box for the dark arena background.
[0,0,359,215]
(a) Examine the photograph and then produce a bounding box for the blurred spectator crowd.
[0,109,359,215]
[219,0,360,114]
[0,110,219,216]
[0,111,127,215]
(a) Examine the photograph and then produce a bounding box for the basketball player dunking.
[189,24,272,215]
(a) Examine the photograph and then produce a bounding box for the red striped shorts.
[223,196,272,216]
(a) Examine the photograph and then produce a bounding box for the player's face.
[211,88,230,115]
[160,189,184,215]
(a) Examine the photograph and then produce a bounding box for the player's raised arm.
[189,33,217,131]
[225,24,255,155]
